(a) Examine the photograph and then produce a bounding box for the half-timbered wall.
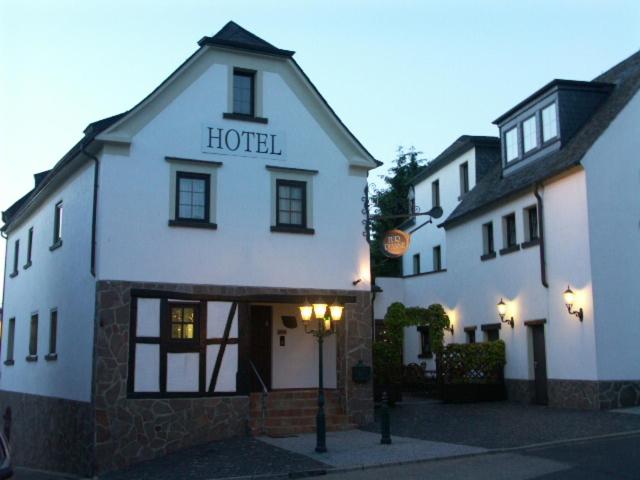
[129,296,239,397]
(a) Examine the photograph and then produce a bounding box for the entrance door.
[250,305,272,392]
[531,325,548,405]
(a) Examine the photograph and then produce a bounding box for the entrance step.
[249,389,355,437]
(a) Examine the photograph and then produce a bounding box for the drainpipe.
[81,143,100,277]
[1,230,8,360]
[534,183,548,288]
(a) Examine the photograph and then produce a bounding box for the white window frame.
[505,127,519,163]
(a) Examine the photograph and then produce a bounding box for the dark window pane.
[176,173,209,221]
[233,72,254,115]
[6,319,15,361]
[29,314,38,356]
[49,310,58,354]
[276,181,306,227]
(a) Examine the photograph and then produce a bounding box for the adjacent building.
[0,22,378,476]
[375,50,640,410]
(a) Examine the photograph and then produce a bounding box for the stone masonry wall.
[94,280,373,474]
[0,390,93,476]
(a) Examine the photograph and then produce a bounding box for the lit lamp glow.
[563,286,583,321]
[299,301,313,321]
[313,302,328,319]
[329,302,344,322]
[496,298,515,328]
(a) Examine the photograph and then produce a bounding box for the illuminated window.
[170,305,198,341]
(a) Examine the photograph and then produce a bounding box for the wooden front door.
[531,324,548,405]
[250,305,272,392]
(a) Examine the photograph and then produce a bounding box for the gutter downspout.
[81,143,100,277]
[534,183,548,288]
[1,230,8,360]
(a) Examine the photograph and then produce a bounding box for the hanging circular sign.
[381,229,411,258]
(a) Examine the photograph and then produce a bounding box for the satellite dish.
[426,206,443,219]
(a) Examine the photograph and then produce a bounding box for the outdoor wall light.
[563,286,584,321]
[496,299,515,328]
[443,325,454,336]
[352,278,362,286]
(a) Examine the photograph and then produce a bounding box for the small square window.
[169,304,199,343]
[522,116,538,153]
[433,245,442,271]
[176,172,210,222]
[505,127,519,162]
[486,329,500,342]
[431,180,440,208]
[524,205,539,241]
[276,180,306,228]
[466,329,476,344]
[233,70,255,116]
[542,103,558,142]
[503,213,517,248]
[412,253,420,275]
[482,222,495,255]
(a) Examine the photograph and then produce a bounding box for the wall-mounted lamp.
[352,278,362,286]
[496,299,515,328]
[563,286,583,321]
[443,325,454,336]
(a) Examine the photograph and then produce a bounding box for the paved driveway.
[361,400,640,448]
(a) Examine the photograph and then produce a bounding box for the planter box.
[441,382,506,403]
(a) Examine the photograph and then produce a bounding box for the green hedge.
[440,341,506,384]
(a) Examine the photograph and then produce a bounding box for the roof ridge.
[198,21,295,57]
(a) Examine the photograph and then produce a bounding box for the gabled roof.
[198,21,295,57]
[409,135,499,187]
[443,49,640,229]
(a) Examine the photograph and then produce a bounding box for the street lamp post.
[299,299,344,453]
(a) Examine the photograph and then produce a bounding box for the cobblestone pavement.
[99,436,330,480]
[361,400,640,448]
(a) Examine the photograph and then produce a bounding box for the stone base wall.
[505,379,535,404]
[0,390,93,476]
[95,280,373,474]
[506,378,640,410]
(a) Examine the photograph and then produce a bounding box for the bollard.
[380,391,391,444]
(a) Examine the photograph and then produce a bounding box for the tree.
[369,147,426,277]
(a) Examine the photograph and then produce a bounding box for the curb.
[211,429,640,480]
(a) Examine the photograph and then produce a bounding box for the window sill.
[45,353,58,362]
[3,360,14,366]
[168,220,218,230]
[9,271,18,278]
[25,355,38,362]
[521,238,540,249]
[499,244,520,256]
[222,112,268,124]
[270,225,315,235]
[23,261,32,270]
[480,252,496,262]
[49,239,63,251]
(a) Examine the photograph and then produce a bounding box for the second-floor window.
[52,201,63,247]
[433,245,442,271]
[276,180,306,228]
[505,127,519,162]
[503,213,517,248]
[48,309,58,359]
[542,103,558,142]
[28,313,38,359]
[412,253,420,275]
[11,240,19,277]
[482,222,495,256]
[176,172,210,222]
[522,115,538,153]
[431,180,440,208]
[233,69,255,116]
[459,162,469,196]
[525,205,539,242]
[25,227,33,267]
[5,318,15,365]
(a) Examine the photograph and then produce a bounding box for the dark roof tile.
[198,21,295,57]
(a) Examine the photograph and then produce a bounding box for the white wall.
[403,147,477,275]
[378,171,599,382]
[270,303,336,389]
[583,90,640,381]
[0,162,97,402]
[96,50,371,293]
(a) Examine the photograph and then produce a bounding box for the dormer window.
[522,116,538,153]
[233,69,255,116]
[541,103,558,142]
[505,127,519,162]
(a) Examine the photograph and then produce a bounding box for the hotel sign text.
[201,125,286,159]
